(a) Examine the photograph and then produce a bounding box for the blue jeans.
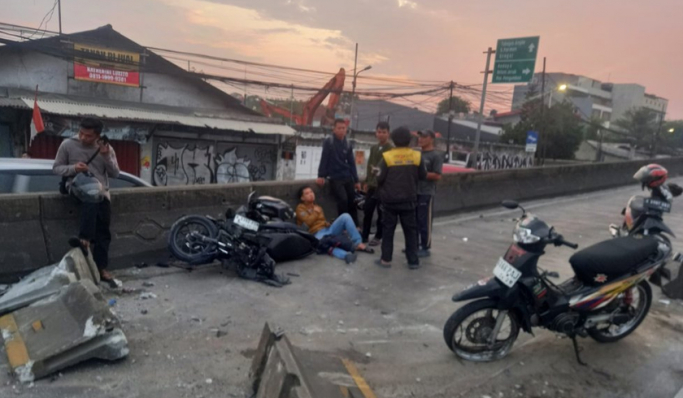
[315,213,362,259]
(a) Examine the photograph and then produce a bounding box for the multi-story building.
[511,73,668,127]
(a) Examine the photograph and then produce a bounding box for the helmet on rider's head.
[634,164,668,189]
[70,172,105,203]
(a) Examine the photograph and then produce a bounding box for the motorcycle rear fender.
[642,218,676,237]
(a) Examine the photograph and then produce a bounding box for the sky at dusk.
[3,0,682,119]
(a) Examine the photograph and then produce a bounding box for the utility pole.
[539,57,546,165]
[445,81,454,162]
[351,43,358,129]
[243,67,247,106]
[349,43,371,130]
[652,108,666,158]
[58,0,62,35]
[471,47,494,170]
[289,85,294,126]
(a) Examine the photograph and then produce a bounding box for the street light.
[350,65,371,129]
[558,84,568,92]
[669,128,675,134]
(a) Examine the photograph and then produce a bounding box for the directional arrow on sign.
[522,68,531,75]
[528,43,535,53]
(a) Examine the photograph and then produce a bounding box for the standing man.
[416,130,443,258]
[376,127,426,269]
[362,121,392,247]
[317,118,360,225]
[53,117,120,282]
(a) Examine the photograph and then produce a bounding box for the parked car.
[0,158,151,194]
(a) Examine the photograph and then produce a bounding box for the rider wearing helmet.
[53,117,120,282]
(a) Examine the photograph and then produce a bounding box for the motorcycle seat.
[261,221,301,230]
[569,237,659,286]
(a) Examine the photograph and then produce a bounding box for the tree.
[436,96,471,115]
[613,108,658,149]
[501,89,584,160]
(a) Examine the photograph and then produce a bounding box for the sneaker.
[408,262,421,270]
[369,238,381,247]
[345,252,358,264]
[417,249,431,258]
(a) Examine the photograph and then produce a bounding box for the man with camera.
[53,117,120,282]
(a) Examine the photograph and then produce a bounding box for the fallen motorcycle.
[167,192,317,286]
[443,198,679,364]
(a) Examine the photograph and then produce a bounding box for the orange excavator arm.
[259,99,303,125]
[303,68,346,126]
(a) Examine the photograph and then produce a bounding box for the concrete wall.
[2,158,683,282]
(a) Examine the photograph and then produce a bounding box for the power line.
[28,0,59,40]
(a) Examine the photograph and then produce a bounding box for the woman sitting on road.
[296,186,374,264]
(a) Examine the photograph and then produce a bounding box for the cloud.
[397,0,417,9]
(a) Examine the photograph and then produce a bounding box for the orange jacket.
[295,203,329,234]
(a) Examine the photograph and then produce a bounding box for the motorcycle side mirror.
[668,183,683,197]
[501,200,519,210]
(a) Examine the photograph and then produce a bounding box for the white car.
[0,158,151,194]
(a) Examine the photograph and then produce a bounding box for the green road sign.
[492,36,540,84]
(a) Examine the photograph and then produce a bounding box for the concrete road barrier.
[0,280,128,383]
[2,158,683,280]
[0,247,100,315]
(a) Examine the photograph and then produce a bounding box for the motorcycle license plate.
[234,214,259,231]
[644,198,671,213]
[493,258,522,288]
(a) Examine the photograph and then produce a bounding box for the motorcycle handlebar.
[548,233,579,250]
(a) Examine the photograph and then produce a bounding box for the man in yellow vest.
[375,127,427,269]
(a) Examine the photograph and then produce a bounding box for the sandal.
[357,245,375,254]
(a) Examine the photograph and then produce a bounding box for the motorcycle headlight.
[513,227,541,244]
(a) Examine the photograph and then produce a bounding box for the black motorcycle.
[443,199,678,364]
[167,192,317,286]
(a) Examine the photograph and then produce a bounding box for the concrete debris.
[463,237,469,242]
[141,309,148,315]
[205,378,213,384]
[0,280,128,383]
[139,293,157,300]
[216,330,228,338]
[365,352,372,358]
[416,378,421,382]
[659,299,671,305]
[142,281,155,287]
[0,247,101,316]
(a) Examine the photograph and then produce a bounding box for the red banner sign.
[74,63,140,87]
[73,43,141,87]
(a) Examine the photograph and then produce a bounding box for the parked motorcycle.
[167,192,317,286]
[443,197,679,364]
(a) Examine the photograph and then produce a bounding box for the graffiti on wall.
[153,141,276,186]
[478,151,534,170]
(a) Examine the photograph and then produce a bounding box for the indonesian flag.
[30,96,45,143]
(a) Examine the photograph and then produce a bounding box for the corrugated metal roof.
[0,98,29,109]
[19,98,295,136]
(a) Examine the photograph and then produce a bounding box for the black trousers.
[417,194,434,250]
[78,198,112,270]
[329,178,358,225]
[381,202,419,265]
[361,186,383,242]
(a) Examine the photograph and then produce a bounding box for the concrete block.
[0,280,128,383]
[0,247,99,316]
[251,323,314,398]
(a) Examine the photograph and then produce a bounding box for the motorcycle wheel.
[168,215,218,264]
[587,281,652,343]
[443,299,520,362]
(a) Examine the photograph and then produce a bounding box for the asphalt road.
[1,181,683,398]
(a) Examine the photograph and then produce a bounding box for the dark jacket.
[317,136,358,182]
[377,147,427,204]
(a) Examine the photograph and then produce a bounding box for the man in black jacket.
[317,118,360,224]
[376,127,427,269]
